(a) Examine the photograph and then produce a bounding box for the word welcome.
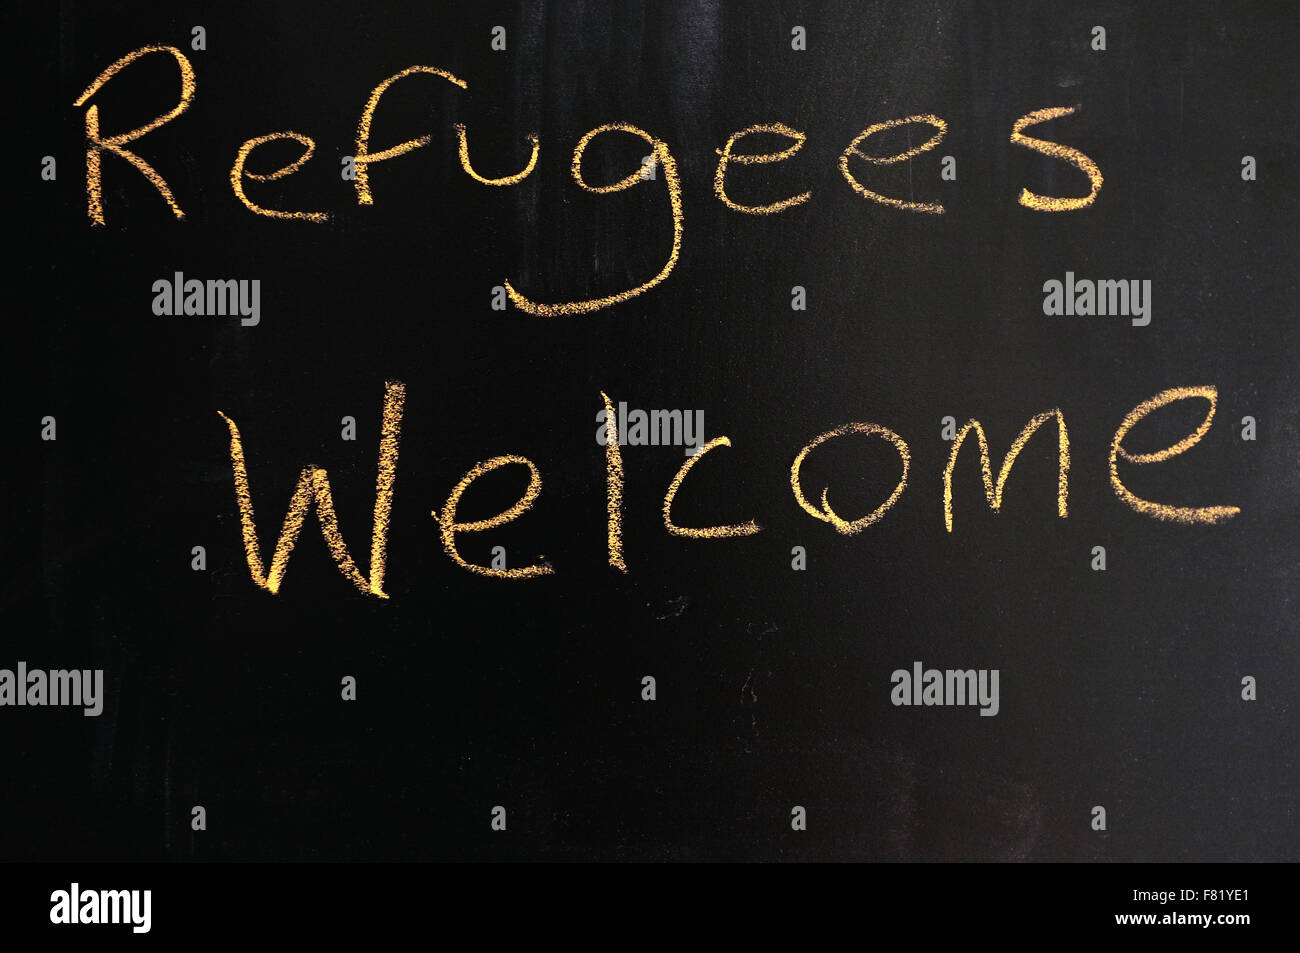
[75,45,1104,315]
[215,383,1239,597]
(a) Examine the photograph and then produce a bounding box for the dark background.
[12,0,1298,860]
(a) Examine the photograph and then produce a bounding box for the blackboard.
[14,0,1298,869]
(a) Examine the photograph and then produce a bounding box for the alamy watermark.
[50,883,151,933]
[596,402,705,455]
[0,662,103,716]
[890,661,1000,716]
[152,272,260,326]
[1042,271,1151,326]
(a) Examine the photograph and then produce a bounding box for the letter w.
[942,409,1069,532]
[217,381,405,597]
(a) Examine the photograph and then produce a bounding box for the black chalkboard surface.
[14,0,1299,870]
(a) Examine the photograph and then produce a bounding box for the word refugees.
[74,45,1104,315]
